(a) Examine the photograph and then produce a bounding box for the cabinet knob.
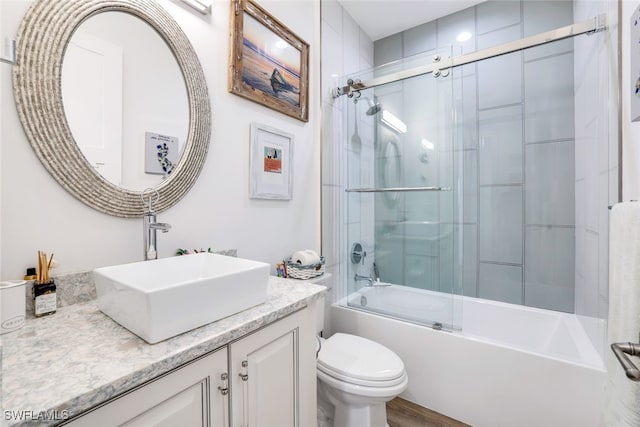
[218,372,229,395]
[239,360,249,381]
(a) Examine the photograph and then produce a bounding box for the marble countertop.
[1,277,325,426]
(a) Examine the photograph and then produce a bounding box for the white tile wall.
[403,21,437,58]
[525,141,575,226]
[479,105,523,186]
[342,9,361,76]
[524,226,575,312]
[458,74,478,151]
[436,6,476,55]
[524,52,575,143]
[479,263,523,304]
[321,0,342,36]
[479,186,523,264]
[373,33,402,67]
[523,1,573,60]
[405,254,438,290]
[477,51,522,109]
[476,1,521,35]
[461,150,478,223]
[459,224,478,297]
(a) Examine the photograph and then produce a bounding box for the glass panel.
[342,46,462,331]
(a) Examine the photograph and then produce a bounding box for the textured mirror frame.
[13,0,211,217]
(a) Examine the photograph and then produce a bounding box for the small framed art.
[249,123,293,200]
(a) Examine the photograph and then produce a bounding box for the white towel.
[602,203,640,426]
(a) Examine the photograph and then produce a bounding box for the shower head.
[365,101,382,116]
[354,96,381,116]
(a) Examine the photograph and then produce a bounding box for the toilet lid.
[317,333,405,382]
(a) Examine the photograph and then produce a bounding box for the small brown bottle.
[34,280,56,317]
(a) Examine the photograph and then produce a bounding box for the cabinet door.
[230,310,305,427]
[67,347,229,427]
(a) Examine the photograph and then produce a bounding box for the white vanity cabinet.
[66,347,229,427]
[229,307,316,427]
[65,306,317,427]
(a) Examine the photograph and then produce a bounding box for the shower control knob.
[432,54,441,62]
[351,242,366,264]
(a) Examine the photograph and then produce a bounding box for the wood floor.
[386,398,470,427]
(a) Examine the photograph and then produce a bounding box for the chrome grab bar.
[345,186,452,193]
[611,341,640,381]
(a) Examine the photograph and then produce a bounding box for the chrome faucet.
[354,274,374,287]
[355,271,391,287]
[142,189,171,260]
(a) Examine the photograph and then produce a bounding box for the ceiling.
[339,0,487,41]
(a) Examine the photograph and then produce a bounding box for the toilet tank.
[298,273,331,335]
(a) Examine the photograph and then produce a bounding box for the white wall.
[623,0,640,201]
[0,0,321,280]
[0,3,4,281]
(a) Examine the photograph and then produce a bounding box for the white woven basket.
[284,256,325,280]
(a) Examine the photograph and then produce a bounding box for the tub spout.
[354,274,391,287]
[354,274,373,287]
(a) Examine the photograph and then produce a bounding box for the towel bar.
[611,340,640,381]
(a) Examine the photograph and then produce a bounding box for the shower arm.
[333,14,606,99]
[611,340,640,381]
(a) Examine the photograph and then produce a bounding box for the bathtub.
[330,284,606,427]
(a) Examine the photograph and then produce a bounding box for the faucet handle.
[141,188,160,213]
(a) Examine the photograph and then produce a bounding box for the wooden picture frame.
[249,123,293,200]
[229,0,309,122]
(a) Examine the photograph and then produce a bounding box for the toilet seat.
[317,333,406,387]
[317,366,409,399]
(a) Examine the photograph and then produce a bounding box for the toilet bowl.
[316,333,408,427]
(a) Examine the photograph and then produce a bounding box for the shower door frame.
[341,43,461,331]
[333,15,606,99]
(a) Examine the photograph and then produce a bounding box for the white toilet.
[307,274,408,427]
[316,334,408,427]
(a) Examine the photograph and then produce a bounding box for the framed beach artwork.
[229,0,309,122]
[249,123,293,200]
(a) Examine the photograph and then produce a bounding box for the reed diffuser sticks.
[36,250,53,284]
[34,250,57,317]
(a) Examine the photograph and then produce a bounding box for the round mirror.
[62,12,189,191]
[14,0,210,217]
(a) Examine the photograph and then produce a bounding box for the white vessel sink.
[93,253,270,343]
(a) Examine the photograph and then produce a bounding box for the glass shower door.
[343,47,462,331]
